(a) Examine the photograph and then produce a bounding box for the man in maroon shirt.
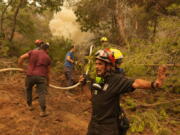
[18,42,51,117]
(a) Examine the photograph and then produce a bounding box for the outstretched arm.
[132,65,167,89]
[132,79,152,89]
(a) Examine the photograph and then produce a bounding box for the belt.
[91,117,118,124]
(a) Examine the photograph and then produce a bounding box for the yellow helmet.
[100,37,108,42]
[110,48,123,60]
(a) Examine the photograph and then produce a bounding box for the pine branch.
[135,99,180,109]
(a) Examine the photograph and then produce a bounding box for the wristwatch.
[151,81,158,89]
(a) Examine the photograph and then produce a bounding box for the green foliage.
[74,0,125,44]
[130,110,160,134]
[129,108,175,135]
[124,97,137,110]
[142,110,160,133]
[168,120,179,126]
[33,0,64,13]
[16,9,36,38]
[168,103,180,114]
[122,27,179,85]
[158,109,169,121]
[130,115,145,133]
[0,40,10,57]
[75,0,179,45]
[122,43,158,77]
[0,39,32,57]
[157,128,172,135]
[0,0,65,53]
[75,0,110,32]
[166,2,180,16]
[0,0,59,56]
[48,37,72,65]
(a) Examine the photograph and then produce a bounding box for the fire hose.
[0,45,94,90]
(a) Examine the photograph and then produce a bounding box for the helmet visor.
[95,50,109,59]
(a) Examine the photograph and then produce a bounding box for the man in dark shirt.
[18,42,51,117]
[80,49,166,135]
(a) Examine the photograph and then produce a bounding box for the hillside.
[0,58,179,135]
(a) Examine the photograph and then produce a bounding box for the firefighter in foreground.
[18,42,51,117]
[79,49,167,135]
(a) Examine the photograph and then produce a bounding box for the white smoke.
[49,7,94,45]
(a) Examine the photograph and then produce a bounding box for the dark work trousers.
[118,115,129,135]
[64,66,74,86]
[87,120,120,135]
[25,75,47,111]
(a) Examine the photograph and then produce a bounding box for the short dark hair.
[40,43,49,50]
[36,41,44,47]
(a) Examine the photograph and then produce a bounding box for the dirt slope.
[0,72,90,135]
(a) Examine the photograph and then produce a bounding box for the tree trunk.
[114,0,127,46]
[111,13,120,44]
[9,0,23,42]
[115,14,126,45]
[152,18,158,42]
[0,0,13,40]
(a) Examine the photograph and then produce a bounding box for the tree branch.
[134,99,180,109]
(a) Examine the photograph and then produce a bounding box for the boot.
[28,105,34,111]
[39,110,48,117]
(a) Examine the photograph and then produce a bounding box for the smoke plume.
[49,7,93,45]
